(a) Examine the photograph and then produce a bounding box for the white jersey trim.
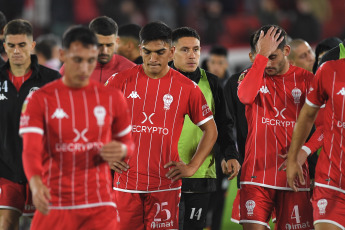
[0,205,21,214]
[19,127,44,136]
[230,218,240,224]
[315,182,345,193]
[302,145,312,156]
[314,220,345,230]
[113,187,181,193]
[49,202,116,210]
[114,125,132,138]
[305,98,321,108]
[196,115,213,127]
[240,181,310,191]
[240,220,271,228]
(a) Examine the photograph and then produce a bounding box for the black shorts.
[179,192,212,230]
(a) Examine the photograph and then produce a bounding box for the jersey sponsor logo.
[337,121,345,129]
[262,117,295,128]
[0,93,8,100]
[142,112,154,124]
[127,91,141,99]
[93,106,106,126]
[163,94,173,110]
[259,86,270,94]
[55,142,103,152]
[150,221,174,229]
[245,200,255,216]
[274,107,286,119]
[20,115,30,126]
[317,199,327,215]
[51,108,69,119]
[285,222,311,230]
[202,104,211,116]
[73,128,88,142]
[292,88,302,104]
[337,87,345,96]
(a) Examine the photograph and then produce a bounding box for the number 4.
[291,205,301,223]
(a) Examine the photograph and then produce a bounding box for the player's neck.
[9,61,31,77]
[144,65,170,79]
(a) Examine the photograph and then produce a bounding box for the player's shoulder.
[171,68,198,89]
[114,54,136,68]
[106,65,141,86]
[290,65,314,80]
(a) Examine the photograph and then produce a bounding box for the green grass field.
[217,178,275,230]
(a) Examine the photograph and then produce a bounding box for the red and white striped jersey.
[238,54,314,190]
[306,59,345,193]
[106,65,213,192]
[19,79,132,209]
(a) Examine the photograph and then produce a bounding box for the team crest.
[93,106,106,126]
[163,94,173,110]
[291,88,302,104]
[317,199,328,215]
[245,200,255,216]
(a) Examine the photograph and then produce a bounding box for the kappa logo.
[51,108,69,119]
[259,86,270,94]
[0,93,8,100]
[337,87,345,96]
[127,91,141,99]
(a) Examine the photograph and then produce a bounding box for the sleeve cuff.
[302,146,312,156]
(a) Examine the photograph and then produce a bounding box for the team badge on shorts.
[317,199,328,215]
[245,200,256,216]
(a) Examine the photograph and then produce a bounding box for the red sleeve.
[302,125,324,155]
[111,90,134,157]
[306,63,328,107]
[105,73,120,88]
[237,54,268,104]
[187,83,214,126]
[59,64,65,76]
[19,92,45,181]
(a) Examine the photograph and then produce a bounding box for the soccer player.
[206,45,230,87]
[59,16,135,84]
[19,26,133,229]
[105,21,218,230]
[117,23,143,64]
[286,57,345,230]
[170,27,240,230]
[237,25,315,230]
[312,37,342,73]
[287,39,315,73]
[0,19,60,229]
[318,39,345,66]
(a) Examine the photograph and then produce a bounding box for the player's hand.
[109,160,129,173]
[222,159,241,180]
[164,161,198,182]
[278,149,308,171]
[101,140,127,162]
[286,158,305,192]
[29,175,51,215]
[256,26,284,58]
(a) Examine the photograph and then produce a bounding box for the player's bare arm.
[29,175,51,215]
[286,103,319,192]
[164,119,218,181]
[100,140,127,163]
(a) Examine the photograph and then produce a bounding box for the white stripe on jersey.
[273,81,278,186]
[54,89,63,206]
[263,78,267,184]
[44,98,53,187]
[338,72,345,187]
[82,90,90,204]
[19,127,44,135]
[68,90,76,206]
[282,76,289,188]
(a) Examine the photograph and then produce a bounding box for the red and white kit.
[19,79,133,209]
[307,59,345,228]
[106,65,213,192]
[237,54,315,229]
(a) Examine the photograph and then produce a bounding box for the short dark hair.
[62,25,98,49]
[118,24,141,40]
[249,33,256,54]
[172,27,200,44]
[89,16,118,36]
[252,25,287,52]
[0,11,7,31]
[4,19,33,39]
[35,34,60,60]
[209,45,227,57]
[140,21,172,45]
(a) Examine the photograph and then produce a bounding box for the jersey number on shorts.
[0,81,8,92]
[291,205,301,223]
[154,202,171,221]
[190,208,202,220]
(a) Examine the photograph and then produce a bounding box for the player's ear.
[59,48,66,62]
[283,45,291,57]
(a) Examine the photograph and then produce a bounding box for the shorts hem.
[230,218,240,224]
[239,219,270,228]
[0,205,22,214]
[314,220,345,230]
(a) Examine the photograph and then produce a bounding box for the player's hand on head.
[256,26,284,58]
[101,140,127,162]
[225,159,241,180]
[164,161,197,182]
[29,175,51,215]
[109,160,129,173]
